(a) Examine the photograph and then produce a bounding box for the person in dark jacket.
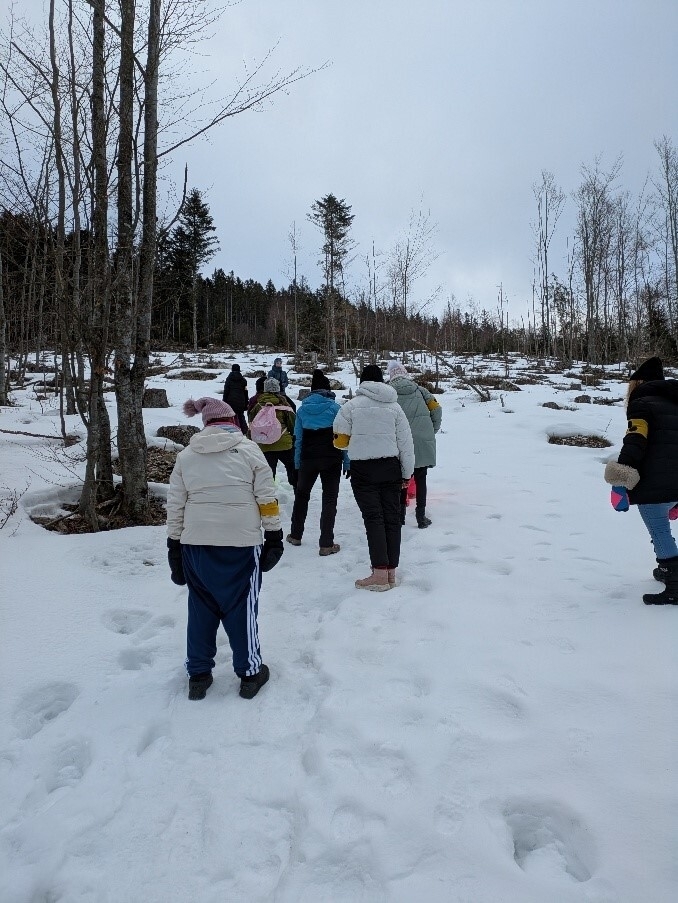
[287,370,348,555]
[604,357,678,605]
[267,357,289,391]
[248,374,296,415]
[222,364,249,433]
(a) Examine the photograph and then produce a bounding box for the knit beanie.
[311,369,331,391]
[183,397,236,427]
[264,378,281,393]
[255,376,266,393]
[387,360,409,379]
[360,364,384,383]
[630,356,664,382]
[231,363,240,372]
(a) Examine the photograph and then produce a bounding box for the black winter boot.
[188,672,213,700]
[653,561,668,582]
[644,557,678,605]
[415,506,432,529]
[239,664,270,699]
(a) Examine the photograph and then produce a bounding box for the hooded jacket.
[294,389,348,470]
[333,381,415,478]
[167,427,281,546]
[617,379,678,504]
[248,391,296,452]
[389,376,442,468]
[221,370,249,412]
[267,365,289,390]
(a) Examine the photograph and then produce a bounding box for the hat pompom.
[183,398,204,417]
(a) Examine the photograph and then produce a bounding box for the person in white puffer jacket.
[333,364,415,591]
[166,397,283,701]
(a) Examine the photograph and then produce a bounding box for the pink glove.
[669,505,678,521]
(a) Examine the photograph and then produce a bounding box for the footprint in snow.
[45,737,91,793]
[118,646,155,671]
[102,608,152,635]
[14,682,79,739]
[503,797,596,883]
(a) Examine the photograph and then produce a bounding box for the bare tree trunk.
[0,249,7,405]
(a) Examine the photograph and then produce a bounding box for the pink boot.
[354,568,390,592]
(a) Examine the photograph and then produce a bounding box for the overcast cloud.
[17,1,678,320]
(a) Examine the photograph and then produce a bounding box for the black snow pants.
[290,462,341,547]
[350,457,403,569]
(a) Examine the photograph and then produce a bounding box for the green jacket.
[389,377,442,468]
[247,391,296,452]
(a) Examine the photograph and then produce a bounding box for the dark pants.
[263,447,297,487]
[401,466,429,511]
[351,458,403,569]
[290,462,341,547]
[234,411,248,434]
[182,544,262,678]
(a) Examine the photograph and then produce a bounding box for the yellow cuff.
[333,433,350,449]
[626,418,648,439]
[426,398,440,411]
[258,501,280,517]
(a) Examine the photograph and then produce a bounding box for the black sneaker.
[188,672,213,700]
[239,664,270,699]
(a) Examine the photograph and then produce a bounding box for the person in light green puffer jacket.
[387,361,443,528]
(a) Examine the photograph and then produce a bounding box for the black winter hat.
[255,376,266,393]
[231,363,241,372]
[630,357,664,382]
[311,369,331,391]
[360,364,384,383]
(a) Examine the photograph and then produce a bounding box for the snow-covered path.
[1,355,676,902]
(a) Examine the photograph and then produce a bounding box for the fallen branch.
[0,427,79,445]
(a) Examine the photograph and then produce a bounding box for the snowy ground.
[0,351,676,903]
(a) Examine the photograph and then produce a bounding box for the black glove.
[260,529,284,572]
[167,538,186,586]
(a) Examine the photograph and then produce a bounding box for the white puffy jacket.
[333,381,415,478]
[166,427,281,546]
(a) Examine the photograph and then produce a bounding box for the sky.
[15,0,678,321]
[158,0,677,321]
[2,352,677,901]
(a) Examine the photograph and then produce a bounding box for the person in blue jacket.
[286,369,348,555]
[267,357,289,392]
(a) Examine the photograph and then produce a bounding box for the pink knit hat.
[183,397,237,427]
[387,360,409,379]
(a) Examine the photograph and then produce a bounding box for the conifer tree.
[169,188,219,350]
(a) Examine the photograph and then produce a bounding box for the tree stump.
[297,388,311,401]
[143,388,169,408]
[156,425,200,446]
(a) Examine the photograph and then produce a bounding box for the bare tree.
[654,136,678,336]
[532,170,565,358]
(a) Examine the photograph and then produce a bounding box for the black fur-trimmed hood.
[630,378,678,405]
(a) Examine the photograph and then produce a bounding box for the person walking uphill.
[248,378,297,487]
[333,364,415,591]
[221,363,249,433]
[387,360,442,528]
[604,356,678,606]
[166,397,284,700]
[287,369,348,555]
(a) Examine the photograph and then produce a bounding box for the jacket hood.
[257,391,290,406]
[308,388,336,400]
[356,381,397,403]
[389,375,419,396]
[188,426,245,454]
[631,379,678,405]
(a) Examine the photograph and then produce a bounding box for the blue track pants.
[182,544,263,678]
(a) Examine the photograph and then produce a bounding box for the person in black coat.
[222,364,249,433]
[604,356,678,605]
